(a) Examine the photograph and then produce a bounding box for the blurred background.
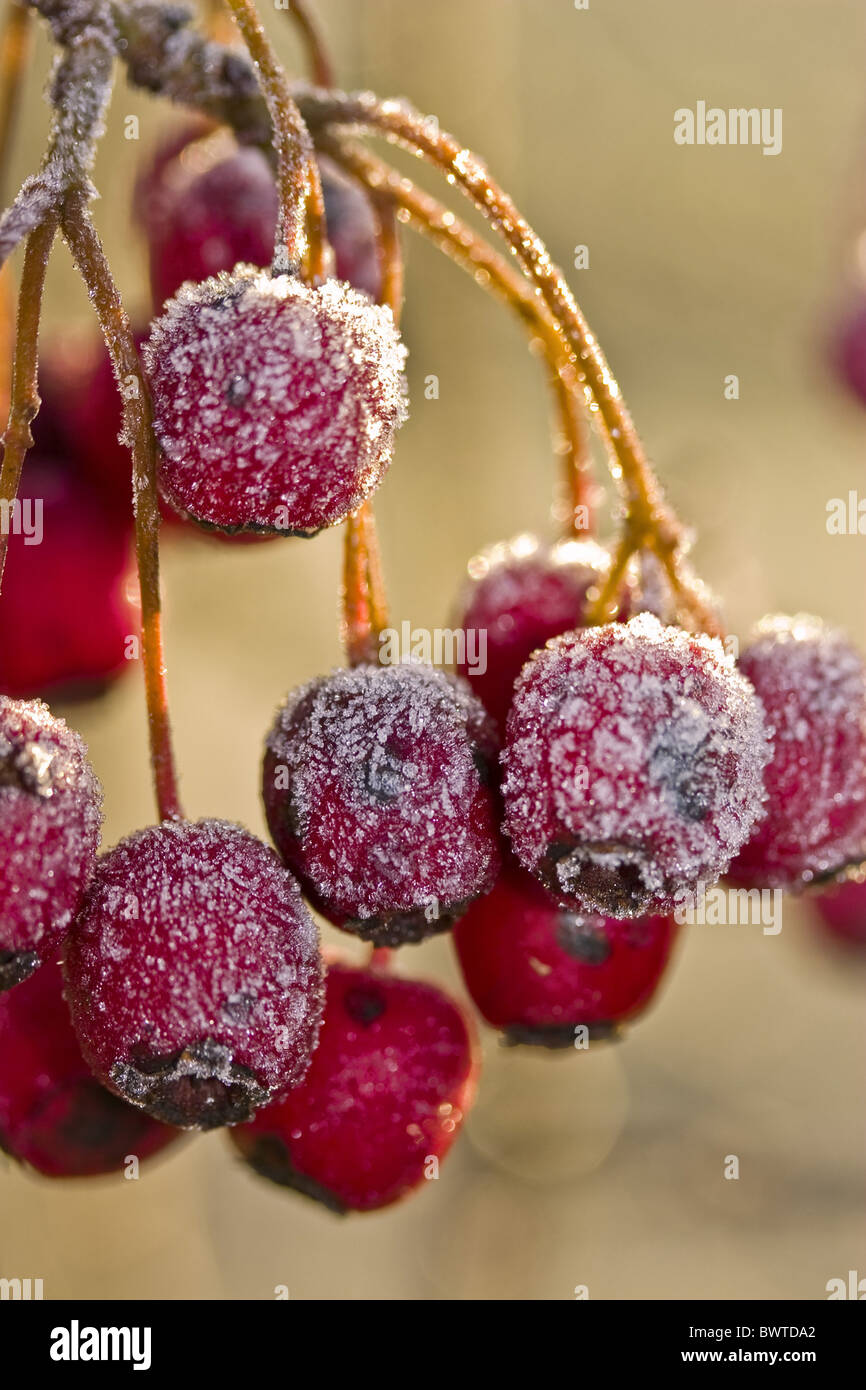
[1,0,865,1299]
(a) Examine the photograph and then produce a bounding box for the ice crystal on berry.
[502,613,771,916]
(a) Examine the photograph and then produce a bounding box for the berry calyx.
[503,613,771,917]
[144,267,408,536]
[0,697,102,991]
[63,819,323,1129]
[263,662,501,944]
[452,533,629,732]
[729,615,866,889]
[0,456,136,700]
[0,959,180,1177]
[230,960,478,1212]
[454,857,678,1046]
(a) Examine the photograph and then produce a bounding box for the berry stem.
[0,211,55,596]
[224,0,327,280]
[60,188,183,824]
[0,1,32,200]
[319,135,594,536]
[283,0,334,88]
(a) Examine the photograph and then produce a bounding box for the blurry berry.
[730,615,866,889]
[144,267,408,536]
[453,534,628,732]
[454,857,677,1046]
[0,959,179,1177]
[319,154,382,299]
[0,456,136,699]
[0,698,102,990]
[834,300,866,406]
[230,961,477,1212]
[503,613,771,917]
[263,662,501,945]
[813,878,866,947]
[63,819,323,1129]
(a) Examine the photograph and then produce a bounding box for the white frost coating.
[502,613,772,913]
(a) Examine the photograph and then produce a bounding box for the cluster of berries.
[3,49,865,1217]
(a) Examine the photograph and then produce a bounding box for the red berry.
[454,857,678,1046]
[453,534,628,732]
[0,697,102,991]
[729,615,866,889]
[319,154,382,300]
[63,819,323,1129]
[0,457,136,699]
[229,961,478,1212]
[503,613,771,917]
[813,878,866,947]
[263,662,501,945]
[144,267,408,535]
[0,959,179,1177]
[834,301,866,407]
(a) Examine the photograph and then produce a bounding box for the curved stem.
[0,212,54,595]
[285,0,334,87]
[319,135,594,536]
[0,2,31,201]
[225,0,326,279]
[61,188,182,824]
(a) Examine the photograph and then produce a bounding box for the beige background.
[1,0,865,1299]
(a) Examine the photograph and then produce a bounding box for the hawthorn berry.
[0,697,102,991]
[319,154,382,300]
[0,457,136,700]
[834,301,866,407]
[230,961,478,1212]
[263,662,501,945]
[503,613,771,917]
[0,959,179,1177]
[452,534,628,732]
[63,819,323,1129]
[813,878,866,947]
[729,615,866,889]
[453,857,678,1046]
[144,267,408,536]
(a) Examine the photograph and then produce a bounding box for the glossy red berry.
[729,615,866,889]
[63,819,323,1129]
[454,857,677,1046]
[0,457,136,699]
[813,878,866,947]
[230,961,478,1212]
[0,698,102,991]
[0,959,179,1177]
[263,662,501,944]
[144,267,408,536]
[503,613,771,917]
[453,534,628,732]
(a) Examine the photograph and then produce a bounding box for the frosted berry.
[263,662,501,944]
[729,615,866,889]
[813,878,866,947]
[144,267,408,536]
[503,613,771,917]
[0,959,179,1177]
[454,857,677,1046]
[0,698,102,991]
[63,819,323,1129]
[0,457,136,699]
[230,961,478,1212]
[453,534,628,732]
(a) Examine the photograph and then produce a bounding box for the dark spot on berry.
[649,731,714,822]
[347,897,470,947]
[343,984,387,1025]
[222,992,256,1025]
[502,1019,621,1049]
[235,1134,348,1214]
[0,949,39,992]
[556,913,612,964]
[114,1039,267,1130]
[225,374,251,407]
[362,742,412,804]
[0,739,55,797]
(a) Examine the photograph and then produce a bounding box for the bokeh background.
[2,0,865,1299]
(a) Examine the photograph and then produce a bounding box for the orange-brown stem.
[62,188,182,823]
[285,0,335,87]
[0,213,54,596]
